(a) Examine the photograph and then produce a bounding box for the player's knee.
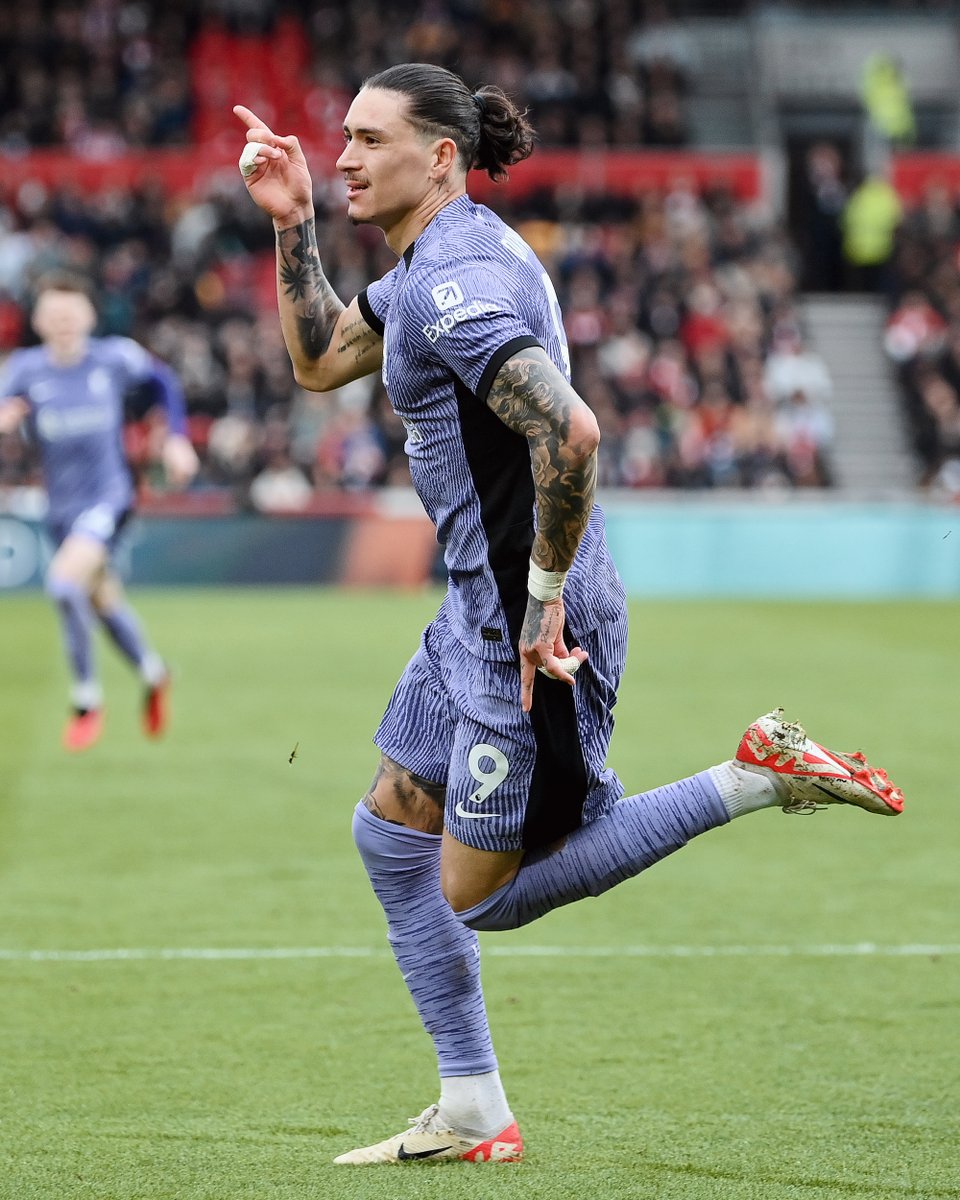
[441,875,474,914]
[440,838,522,916]
[90,575,122,615]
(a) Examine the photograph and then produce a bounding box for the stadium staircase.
[800,295,918,495]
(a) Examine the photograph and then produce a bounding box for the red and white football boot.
[736,708,905,816]
[62,708,104,753]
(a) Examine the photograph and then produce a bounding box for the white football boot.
[333,1103,523,1165]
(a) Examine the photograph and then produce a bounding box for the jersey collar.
[401,195,474,271]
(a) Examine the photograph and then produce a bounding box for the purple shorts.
[375,601,628,852]
[50,502,131,552]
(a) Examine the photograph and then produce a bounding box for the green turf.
[1,588,957,1199]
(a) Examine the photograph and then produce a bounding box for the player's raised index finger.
[233,104,274,138]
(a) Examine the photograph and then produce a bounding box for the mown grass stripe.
[0,943,956,962]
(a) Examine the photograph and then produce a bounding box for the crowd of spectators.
[1,3,956,513]
[0,0,844,510]
[0,1,193,153]
[0,167,837,507]
[0,1,693,155]
[884,179,960,498]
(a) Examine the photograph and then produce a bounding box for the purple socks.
[352,803,498,1077]
[46,575,95,686]
[350,771,727,1078]
[456,770,728,931]
[98,604,150,669]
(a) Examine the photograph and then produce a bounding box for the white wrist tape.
[527,561,567,602]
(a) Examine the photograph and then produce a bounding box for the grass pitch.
[1,587,958,1200]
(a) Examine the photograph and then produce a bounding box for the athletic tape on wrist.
[527,561,567,602]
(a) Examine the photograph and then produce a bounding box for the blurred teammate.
[0,274,198,750]
[235,63,905,1164]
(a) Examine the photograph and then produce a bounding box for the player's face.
[32,290,96,352]
[336,88,446,233]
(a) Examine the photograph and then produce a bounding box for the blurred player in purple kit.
[235,64,905,1165]
[0,274,198,751]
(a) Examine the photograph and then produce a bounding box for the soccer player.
[0,274,198,751]
[234,64,905,1165]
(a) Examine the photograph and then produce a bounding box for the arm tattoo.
[277,220,344,362]
[338,317,374,365]
[487,351,598,571]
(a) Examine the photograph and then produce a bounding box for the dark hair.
[362,62,535,182]
[33,271,95,300]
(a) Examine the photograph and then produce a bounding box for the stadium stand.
[885,192,960,497]
[1,1,959,506]
[0,164,826,501]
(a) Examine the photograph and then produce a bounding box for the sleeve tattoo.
[487,351,598,571]
[277,220,344,362]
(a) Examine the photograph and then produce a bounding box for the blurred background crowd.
[0,0,958,509]
[883,186,960,494]
[0,0,694,154]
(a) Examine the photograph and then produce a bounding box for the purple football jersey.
[0,337,184,526]
[358,195,624,661]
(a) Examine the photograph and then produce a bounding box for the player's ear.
[431,136,459,181]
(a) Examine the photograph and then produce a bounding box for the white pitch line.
[0,944,957,963]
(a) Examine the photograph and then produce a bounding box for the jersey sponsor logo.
[27,381,58,405]
[430,280,464,310]
[35,405,112,441]
[422,301,500,344]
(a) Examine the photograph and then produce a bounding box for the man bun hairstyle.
[363,62,535,182]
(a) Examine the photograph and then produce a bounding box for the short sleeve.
[106,337,155,387]
[358,263,401,338]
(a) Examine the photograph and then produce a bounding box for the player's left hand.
[518,595,588,714]
[162,433,200,489]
